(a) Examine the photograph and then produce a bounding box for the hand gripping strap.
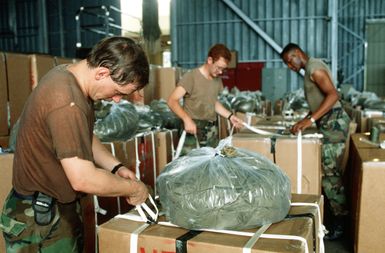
[136,195,159,224]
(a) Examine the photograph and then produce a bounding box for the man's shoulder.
[306,58,330,73]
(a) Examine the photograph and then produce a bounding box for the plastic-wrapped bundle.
[134,104,163,132]
[157,139,291,230]
[150,99,182,129]
[93,100,139,141]
[282,89,309,112]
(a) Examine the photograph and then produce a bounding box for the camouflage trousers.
[0,189,83,253]
[317,108,350,216]
[180,119,219,156]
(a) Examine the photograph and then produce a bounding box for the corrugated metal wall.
[0,0,121,58]
[172,0,385,92]
[172,0,330,91]
[1,0,385,91]
[0,0,42,53]
[338,0,385,91]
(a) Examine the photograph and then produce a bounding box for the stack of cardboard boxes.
[347,133,385,253]
[0,52,75,149]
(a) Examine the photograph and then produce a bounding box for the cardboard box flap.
[232,134,322,195]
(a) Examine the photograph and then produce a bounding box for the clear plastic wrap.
[93,100,139,142]
[150,99,182,130]
[219,88,265,114]
[157,138,291,230]
[134,104,163,132]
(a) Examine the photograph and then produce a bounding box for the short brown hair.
[208,44,231,63]
[87,36,149,88]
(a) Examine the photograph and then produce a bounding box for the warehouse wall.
[171,0,331,92]
[172,0,385,92]
[0,0,121,58]
[338,0,385,92]
[1,0,385,91]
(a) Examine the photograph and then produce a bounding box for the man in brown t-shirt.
[168,44,243,155]
[1,37,149,252]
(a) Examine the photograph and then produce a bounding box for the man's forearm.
[92,135,120,171]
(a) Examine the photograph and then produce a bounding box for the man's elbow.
[69,177,88,192]
[167,97,175,109]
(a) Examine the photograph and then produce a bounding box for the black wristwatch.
[111,163,124,174]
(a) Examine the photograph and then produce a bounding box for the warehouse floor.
[325,234,353,253]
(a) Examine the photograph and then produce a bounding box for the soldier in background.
[280,43,351,240]
[168,44,243,155]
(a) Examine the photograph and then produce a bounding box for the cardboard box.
[348,133,385,253]
[154,67,182,101]
[274,99,284,115]
[98,194,323,253]
[367,117,385,132]
[155,129,178,174]
[54,56,74,66]
[228,50,238,69]
[29,54,56,89]
[218,115,231,139]
[0,153,14,252]
[232,133,322,195]
[0,136,9,149]
[0,52,8,136]
[127,65,158,105]
[6,53,32,130]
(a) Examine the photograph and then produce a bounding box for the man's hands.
[125,179,149,205]
[184,117,197,134]
[229,114,244,129]
[116,166,137,180]
[114,165,149,205]
[290,118,313,134]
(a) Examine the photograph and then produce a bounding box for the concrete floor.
[324,234,353,253]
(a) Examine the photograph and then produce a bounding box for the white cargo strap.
[194,134,200,149]
[168,130,176,160]
[149,132,157,194]
[291,202,325,253]
[130,223,150,253]
[174,130,200,159]
[227,115,232,133]
[297,130,302,194]
[174,130,186,159]
[134,137,141,179]
[108,142,116,157]
[241,122,283,136]
[258,234,309,253]
[242,223,271,253]
[135,195,159,224]
[117,212,309,253]
[93,195,107,215]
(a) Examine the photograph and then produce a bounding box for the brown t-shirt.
[178,68,223,121]
[13,65,95,203]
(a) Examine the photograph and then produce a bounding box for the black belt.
[12,188,78,206]
[193,119,217,127]
[12,189,34,200]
